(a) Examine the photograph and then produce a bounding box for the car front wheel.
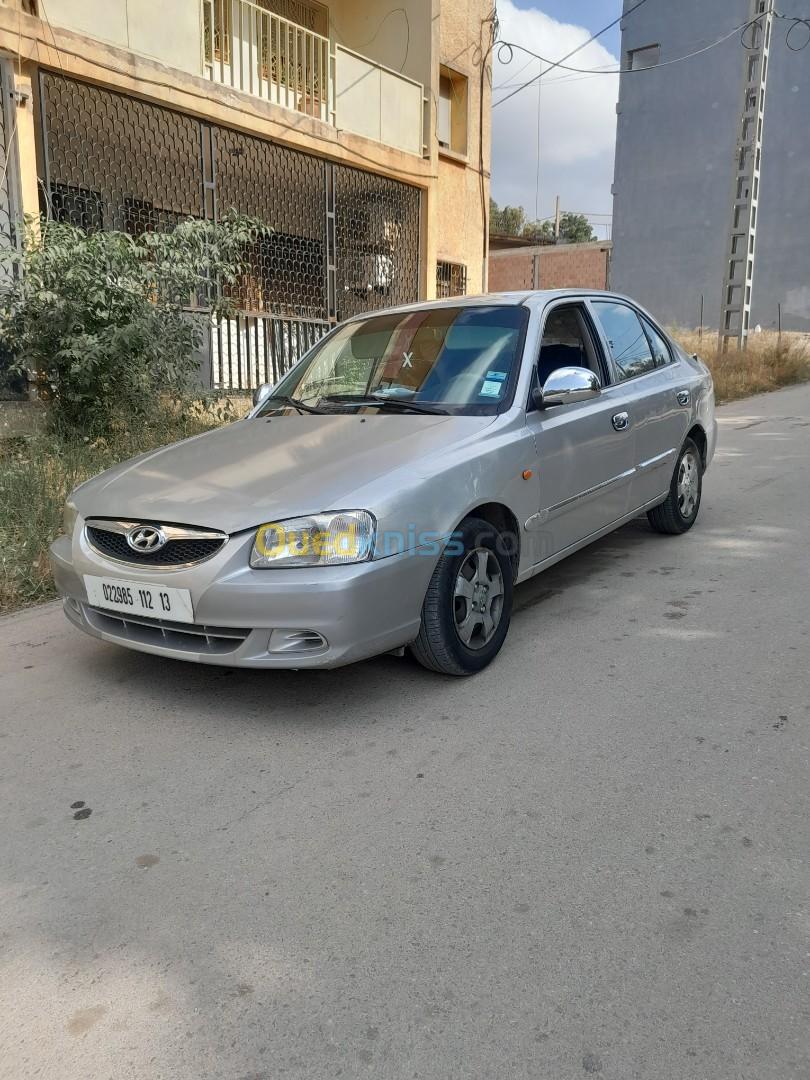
[410,516,514,676]
[647,437,703,535]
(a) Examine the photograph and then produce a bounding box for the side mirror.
[252,382,274,408]
[539,366,601,408]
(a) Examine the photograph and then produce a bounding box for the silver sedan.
[51,290,717,675]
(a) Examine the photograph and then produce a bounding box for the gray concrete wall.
[611,0,810,331]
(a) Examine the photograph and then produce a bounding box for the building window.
[627,44,660,70]
[436,260,467,298]
[437,67,468,155]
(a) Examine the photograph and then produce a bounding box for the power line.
[494,67,615,91]
[494,6,810,104]
[493,0,652,109]
[783,15,810,49]
[495,20,753,104]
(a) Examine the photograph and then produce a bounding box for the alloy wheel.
[677,450,700,518]
[453,547,505,649]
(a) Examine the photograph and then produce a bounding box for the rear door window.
[592,301,656,382]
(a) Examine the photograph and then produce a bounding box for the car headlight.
[250,511,376,568]
[63,500,80,537]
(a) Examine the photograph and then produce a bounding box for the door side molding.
[540,467,636,522]
[637,448,677,473]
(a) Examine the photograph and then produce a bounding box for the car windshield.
[257,305,529,416]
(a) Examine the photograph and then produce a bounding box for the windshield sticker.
[486,371,507,381]
[480,380,503,398]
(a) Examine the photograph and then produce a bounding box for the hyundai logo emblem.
[126,525,167,553]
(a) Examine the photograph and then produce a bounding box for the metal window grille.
[37,71,422,390]
[334,163,421,321]
[436,260,467,298]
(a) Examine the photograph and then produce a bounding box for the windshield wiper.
[320,394,449,416]
[261,394,326,415]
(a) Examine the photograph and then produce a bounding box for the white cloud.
[490,1,619,234]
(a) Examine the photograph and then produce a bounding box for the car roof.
[341,292,531,322]
[341,289,640,323]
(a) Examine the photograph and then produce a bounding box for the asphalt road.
[2,385,809,1080]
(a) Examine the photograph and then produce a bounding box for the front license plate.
[83,575,194,624]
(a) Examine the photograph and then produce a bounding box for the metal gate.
[37,70,421,389]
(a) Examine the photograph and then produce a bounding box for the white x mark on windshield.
[402,351,413,368]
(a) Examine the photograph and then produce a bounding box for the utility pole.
[553,195,561,242]
[718,0,774,351]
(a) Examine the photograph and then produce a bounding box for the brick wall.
[488,241,611,293]
[488,251,536,292]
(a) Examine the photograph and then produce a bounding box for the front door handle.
[612,411,630,432]
[677,389,691,406]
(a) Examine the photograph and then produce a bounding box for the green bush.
[0,412,226,613]
[0,213,264,433]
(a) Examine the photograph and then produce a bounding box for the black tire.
[647,437,703,535]
[409,516,514,676]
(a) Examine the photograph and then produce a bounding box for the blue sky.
[490,1,624,238]
[507,0,623,54]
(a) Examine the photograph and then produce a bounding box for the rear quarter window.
[640,316,673,368]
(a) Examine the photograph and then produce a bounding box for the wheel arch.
[686,424,708,468]
[458,501,521,582]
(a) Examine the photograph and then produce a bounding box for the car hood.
[73,413,496,534]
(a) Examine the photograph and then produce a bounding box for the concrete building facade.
[0,0,493,390]
[611,0,810,332]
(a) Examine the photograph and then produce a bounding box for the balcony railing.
[334,45,423,157]
[201,0,424,156]
[202,0,331,122]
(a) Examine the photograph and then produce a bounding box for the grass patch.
[671,329,810,403]
[0,404,228,615]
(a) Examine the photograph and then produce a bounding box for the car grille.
[85,606,249,655]
[86,522,226,567]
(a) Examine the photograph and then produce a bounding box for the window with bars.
[436,260,467,299]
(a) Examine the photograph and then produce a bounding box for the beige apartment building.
[0,0,493,389]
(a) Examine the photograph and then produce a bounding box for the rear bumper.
[49,530,438,669]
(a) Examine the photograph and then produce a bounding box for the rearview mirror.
[538,366,601,408]
[252,382,274,408]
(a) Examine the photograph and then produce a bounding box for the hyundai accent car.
[51,290,717,675]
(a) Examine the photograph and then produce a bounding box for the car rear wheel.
[647,437,703,535]
[409,516,514,676]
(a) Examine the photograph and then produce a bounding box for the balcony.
[201,0,425,157]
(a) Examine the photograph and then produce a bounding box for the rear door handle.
[677,389,691,406]
[612,411,630,432]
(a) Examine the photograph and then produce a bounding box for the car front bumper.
[49,527,438,669]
